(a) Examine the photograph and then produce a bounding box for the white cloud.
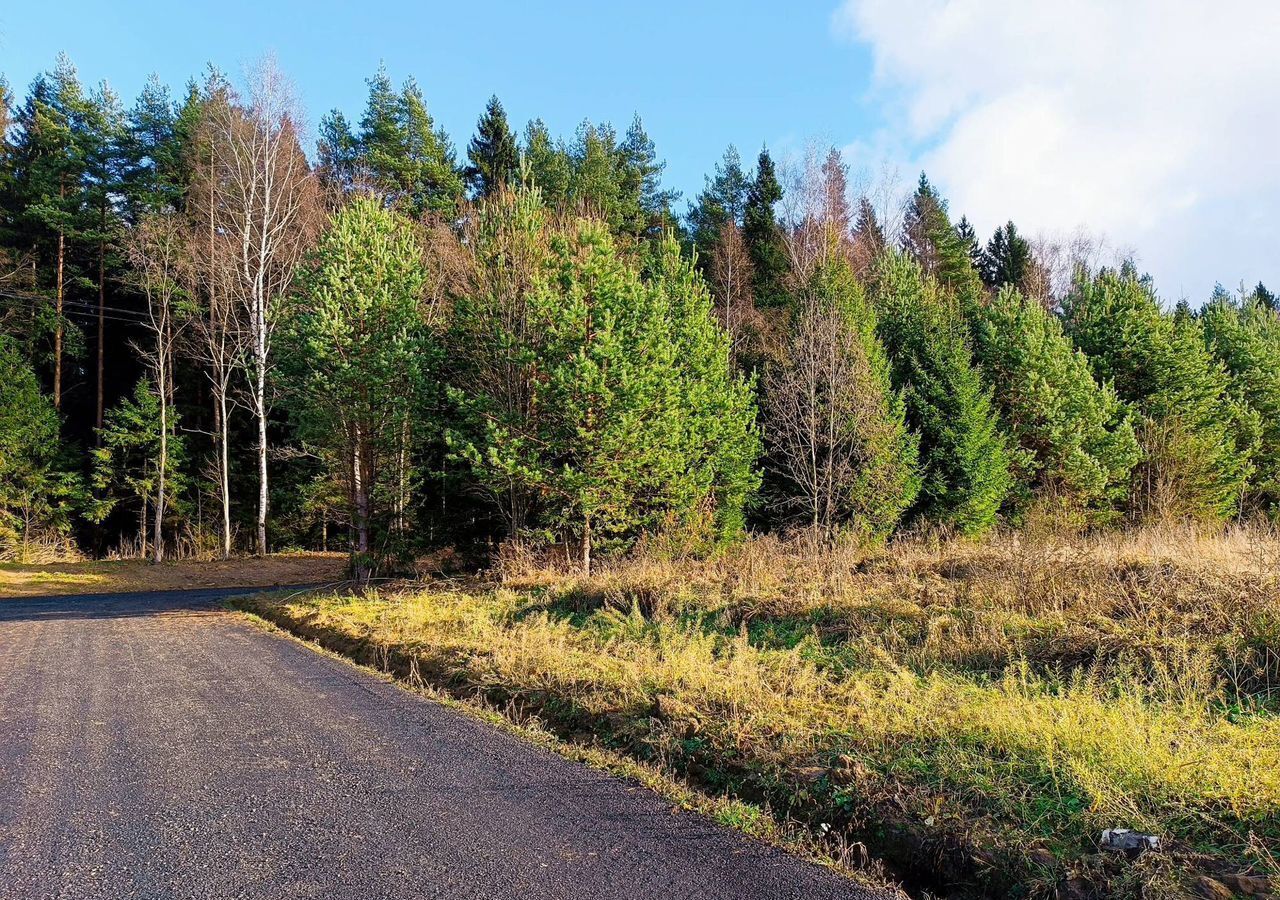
[833,0,1280,300]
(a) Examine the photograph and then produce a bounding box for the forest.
[1,53,1278,576]
[6,50,1280,899]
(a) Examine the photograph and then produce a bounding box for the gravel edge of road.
[228,595,907,900]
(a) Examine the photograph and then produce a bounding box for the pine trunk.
[53,177,65,411]
[96,237,105,435]
[352,427,371,587]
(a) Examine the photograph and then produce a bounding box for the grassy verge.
[237,525,1280,899]
[0,552,348,597]
[234,608,905,896]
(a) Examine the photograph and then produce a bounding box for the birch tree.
[186,73,241,558]
[125,211,189,562]
[707,222,755,369]
[208,59,319,555]
[767,159,918,541]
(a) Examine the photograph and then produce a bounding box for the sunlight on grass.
[0,568,107,589]
[247,525,1280,896]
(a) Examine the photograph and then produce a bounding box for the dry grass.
[241,524,1280,899]
[0,552,349,598]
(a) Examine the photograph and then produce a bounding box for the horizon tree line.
[0,53,1277,578]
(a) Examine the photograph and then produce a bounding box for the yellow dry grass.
[243,524,1280,898]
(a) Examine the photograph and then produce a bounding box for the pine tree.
[124,74,183,216]
[616,115,678,242]
[644,232,761,541]
[515,117,676,244]
[466,95,518,199]
[397,77,465,217]
[0,77,10,143]
[451,197,758,571]
[1063,268,1252,522]
[1201,290,1280,513]
[0,76,14,275]
[872,252,1012,534]
[284,197,429,583]
[743,148,787,307]
[766,252,918,539]
[345,67,464,217]
[82,82,128,434]
[448,183,554,536]
[10,57,96,410]
[981,220,1032,290]
[568,120,622,226]
[969,284,1140,517]
[521,119,571,208]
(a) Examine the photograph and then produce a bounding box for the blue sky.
[2,1,1276,300]
[0,0,879,217]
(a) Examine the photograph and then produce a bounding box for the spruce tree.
[686,145,750,260]
[743,148,787,307]
[90,377,189,556]
[316,109,359,196]
[1063,268,1253,521]
[850,196,885,275]
[466,95,518,200]
[872,252,1012,535]
[955,216,983,273]
[901,173,983,303]
[981,220,1032,290]
[0,335,80,559]
[1251,281,1277,313]
[819,148,853,239]
[969,285,1140,517]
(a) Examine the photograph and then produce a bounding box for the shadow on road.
[0,586,301,623]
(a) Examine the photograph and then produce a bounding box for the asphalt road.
[0,588,887,900]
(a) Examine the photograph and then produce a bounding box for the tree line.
[0,54,1276,575]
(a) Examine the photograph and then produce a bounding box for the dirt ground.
[0,553,348,598]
